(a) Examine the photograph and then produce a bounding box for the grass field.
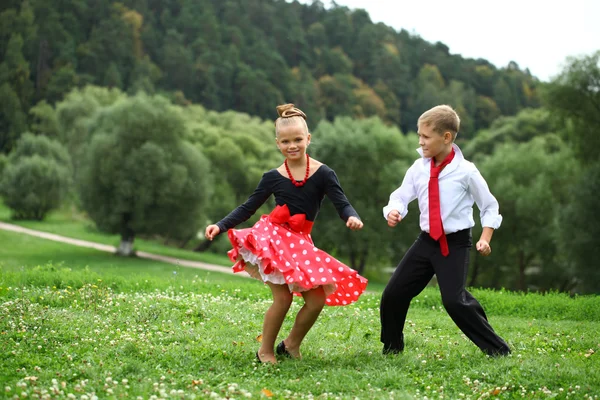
[0,202,232,268]
[1,224,599,399]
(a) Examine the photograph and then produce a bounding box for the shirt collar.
[417,143,464,165]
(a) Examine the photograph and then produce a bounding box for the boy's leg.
[380,236,434,353]
[432,231,510,356]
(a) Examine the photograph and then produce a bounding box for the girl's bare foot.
[277,340,302,359]
[256,350,277,364]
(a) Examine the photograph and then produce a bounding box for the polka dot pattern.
[227,214,367,306]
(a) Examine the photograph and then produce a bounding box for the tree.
[311,116,417,275]
[0,133,72,220]
[542,51,600,163]
[543,51,600,293]
[558,163,600,293]
[78,93,212,256]
[0,33,33,153]
[475,136,578,291]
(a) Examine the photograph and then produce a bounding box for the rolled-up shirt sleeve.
[383,165,417,220]
[468,168,502,229]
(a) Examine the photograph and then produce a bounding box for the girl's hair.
[275,103,309,136]
[418,105,460,139]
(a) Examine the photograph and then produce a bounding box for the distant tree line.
[0,0,540,153]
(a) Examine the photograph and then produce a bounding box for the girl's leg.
[282,286,326,359]
[258,282,293,363]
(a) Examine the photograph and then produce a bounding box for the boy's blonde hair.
[275,103,309,136]
[418,105,460,140]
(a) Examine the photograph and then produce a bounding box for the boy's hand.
[346,216,363,231]
[205,224,220,241]
[387,210,402,227]
[476,240,491,256]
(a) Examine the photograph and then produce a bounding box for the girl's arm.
[214,172,273,234]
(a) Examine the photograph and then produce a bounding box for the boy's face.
[418,123,452,159]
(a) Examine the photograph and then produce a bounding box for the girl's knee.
[303,289,326,311]
[273,291,293,308]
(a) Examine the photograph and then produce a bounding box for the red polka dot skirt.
[226,205,368,306]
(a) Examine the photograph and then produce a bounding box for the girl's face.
[276,124,311,162]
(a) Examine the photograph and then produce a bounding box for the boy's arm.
[468,168,502,231]
[383,165,417,220]
[469,167,501,256]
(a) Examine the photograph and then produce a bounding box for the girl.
[205,103,368,364]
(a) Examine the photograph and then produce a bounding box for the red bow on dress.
[269,204,312,233]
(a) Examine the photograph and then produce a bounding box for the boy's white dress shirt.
[383,143,502,234]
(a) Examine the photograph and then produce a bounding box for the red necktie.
[429,149,455,256]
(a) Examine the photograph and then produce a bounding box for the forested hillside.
[0,0,540,153]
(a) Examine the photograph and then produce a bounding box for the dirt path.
[0,221,241,277]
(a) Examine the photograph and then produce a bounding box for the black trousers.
[380,229,510,356]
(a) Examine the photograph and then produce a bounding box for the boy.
[380,105,510,356]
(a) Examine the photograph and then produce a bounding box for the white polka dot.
[279,250,284,255]
[305,260,310,265]
[273,261,277,265]
[313,247,318,252]
[274,226,279,230]
[286,232,292,237]
[321,277,327,282]
[264,227,268,231]
[348,282,354,287]
[290,243,295,248]
[288,277,293,282]
[285,262,291,266]
[318,268,324,273]
[302,250,307,255]
[342,300,347,305]
[310,277,316,282]
[276,240,281,245]
[346,293,351,297]
[332,277,337,282]
[299,276,303,281]
[338,267,344,272]
[337,293,342,297]
[296,266,300,271]
[325,258,331,263]
[307,269,313,273]
[300,240,305,244]
[326,298,331,303]
[272,230,277,235]
[328,269,333,273]
[354,291,359,296]
[261,237,266,241]
[292,254,297,258]
[263,247,268,251]
[316,257,321,262]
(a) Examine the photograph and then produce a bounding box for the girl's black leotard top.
[216,165,359,233]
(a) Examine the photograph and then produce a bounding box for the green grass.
[1,229,599,399]
[0,201,232,267]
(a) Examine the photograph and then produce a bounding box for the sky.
[295,0,599,82]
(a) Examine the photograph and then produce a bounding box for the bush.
[0,133,72,220]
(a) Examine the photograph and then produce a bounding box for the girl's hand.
[476,240,491,256]
[205,224,220,241]
[346,216,363,231]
